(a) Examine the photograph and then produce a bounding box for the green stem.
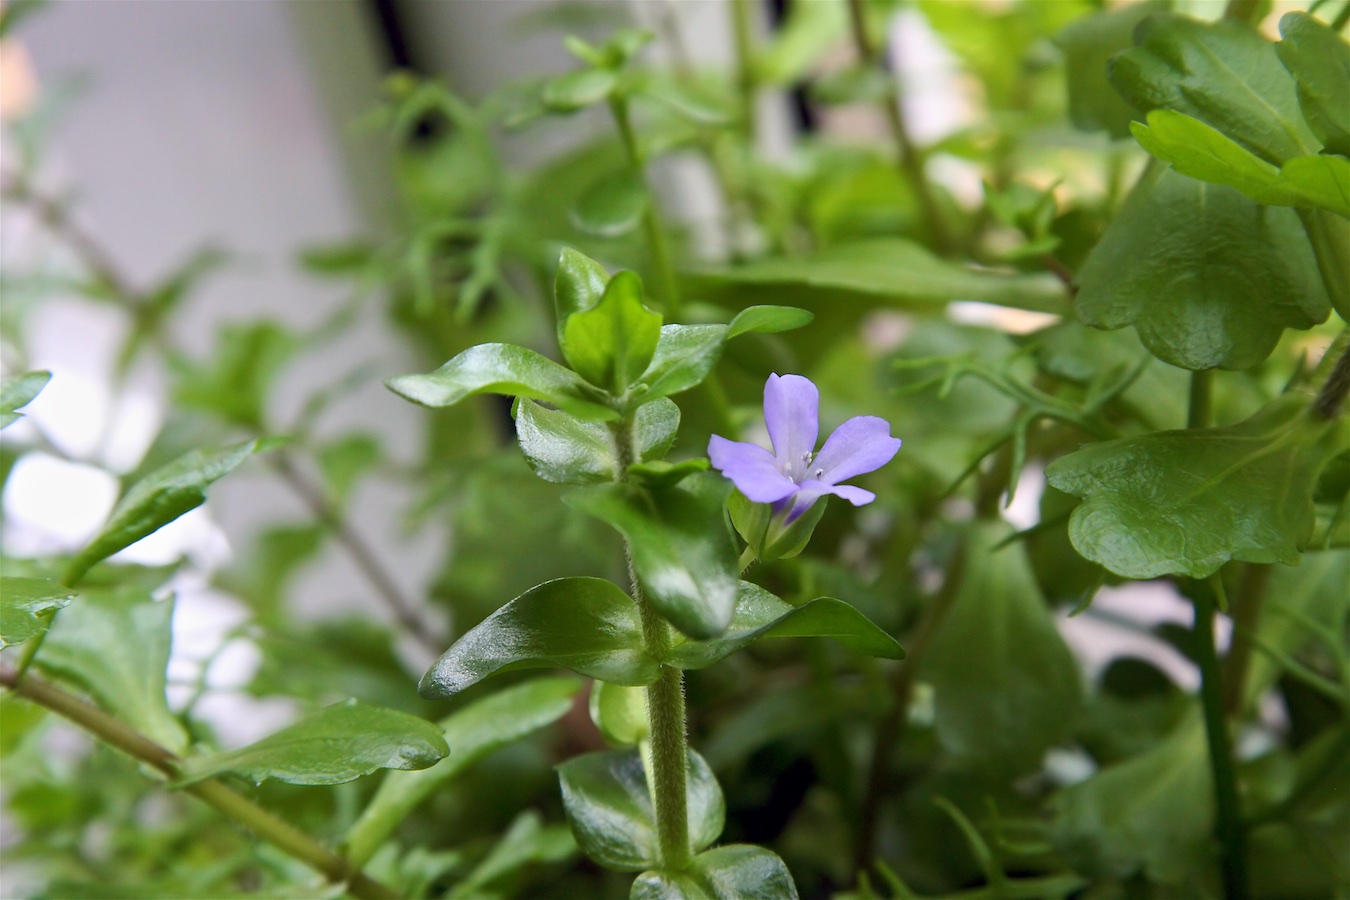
[730,0,758,142]
[1188,369,1213,430]
[1299,210,1350,330]
[0,665,398,900]
[609,95,683,317]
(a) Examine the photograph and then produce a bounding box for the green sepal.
[563,270,663,392]
[387,343,616,420]
[1276,11,1350,157]
[64,438,271,586]
[557,748,724,872]
[1046,393,1349,580]
[631,845,799,900]
[665,581,904,669]
[728,489,826,562]
[174,700,448,787]
[0,577,75,649]
[0,370,50,429]
[418,577,659,697]
[565,473,738,640]
[589,680,649,747]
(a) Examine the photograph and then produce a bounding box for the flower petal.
[764,374,818,473]
[781,480,877,522]
[708,435,797,503]
[812,416,901,485]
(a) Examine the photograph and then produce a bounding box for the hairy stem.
[0,665,399,900]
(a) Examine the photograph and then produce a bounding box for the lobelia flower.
[708,373,902,523]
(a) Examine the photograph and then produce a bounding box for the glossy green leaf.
[176,700,447,787]
[565,473,737,640]
[589,680,649,747]
[64,438,268,586]
[419,577,658,697]
[636,325,729,402]
[921,521,1082,776]
[1276,11,1350,156]
[0,577,75,649]
[1055,1,1157,138]
[627,458,709,489]
[688,239,1069,316]
[1047,394,1349,580]
[344,676,582,866]
[726,305,814,340]
[572,171,649,238]
[1131,109,1350,217]
[557,748,724,871]
[386,343,616,420]
[555,247,611,342]
[1052,711,1212,883]
[1110,12,1318,164]
[563,270,663,392]
[667,581,903,669]
[1075,166,1329,370]
[0,370,50,429]
[516,399,618,484]
[632,845,799,900]
[41,587,187,752]
[541,68,618,112]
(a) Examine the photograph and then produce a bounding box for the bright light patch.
[2,452,118,554]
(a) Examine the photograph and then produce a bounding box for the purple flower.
[708,373,902,522]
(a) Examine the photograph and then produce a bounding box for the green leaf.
[541,68,619,112]
[1055,1,1158,138]
[175,700,448,787]
[448,810,577,900]
[516,399,618,485]
[0,577,75,649]
[1052,711,1212,883]
[0,370,50,429]
[635,397,680,461]
[632,845,799,900]
[636,325,729,402]
[1276,11,1350,156]
[563,270,663,392]
[418,577,658,697]
[387,343,616,421]
[572,171,649,238]
[41,587,187,752]
[726,305,815,340]
[688,239,1070,316]
[342,676,582,866]
[565,473,738,640]
[1131,109,1350,217]
[555,247,611,343]
[920,521,1082,776]
[589,680,649,747]
[1075,166,1329,370]
[317,433,381,508]
[627,458,709,489]
[557,748,724,871]
[1110,12,1318,165]
[64,438,268,586]
[173,321,297,430]
[1046,394,1348,580]
[666,581,903,669]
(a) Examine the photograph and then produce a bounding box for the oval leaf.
[541,68,619,112]
[726,305,815,339]
[419,577,657,698]
[636,325,729,403]
[572,171,649,238]
[555,248,610,343]
[562,269,663,391]
[0,577,75,649]
[516,399,618,485]
[632,845,799,900]
[1276,11,1350,156]
[176,700,448,787]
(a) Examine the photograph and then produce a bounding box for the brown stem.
[270,453,443,656]
[0,665,399,900]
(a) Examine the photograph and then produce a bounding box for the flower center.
[783,451,815,483]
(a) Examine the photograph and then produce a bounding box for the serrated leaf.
[1075,166,1329,370]
[636,325,729,402]
[572,171,649,238]
[557,748,724,871]
[1110,13,1318,165]
[516,399,618,484]
[726,305,814,339]
[41,587,187,752]
[563,270,663,392]
[666,581,903,669]
[1055,1,1158,138]
[1276,11,1350,156]
[541,68,618,112]
[175,700,447,787]
[565,473,737,640]
[555,248,611,344]
[343,675,582,866]
[418,577,658,697]
[632,845,799,900]
[387,343,616,420]
[1046,394,1349,580]
[0,577,75,649]
[920,521,1082,776]
[0,370,50,429]
[64,438,268,586]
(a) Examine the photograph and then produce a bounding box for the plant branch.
[1313,338,1350,420]
[1222,563,1272,714]
[269,452,443,656]
[608,95,683,317]
[0,664,399,900]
